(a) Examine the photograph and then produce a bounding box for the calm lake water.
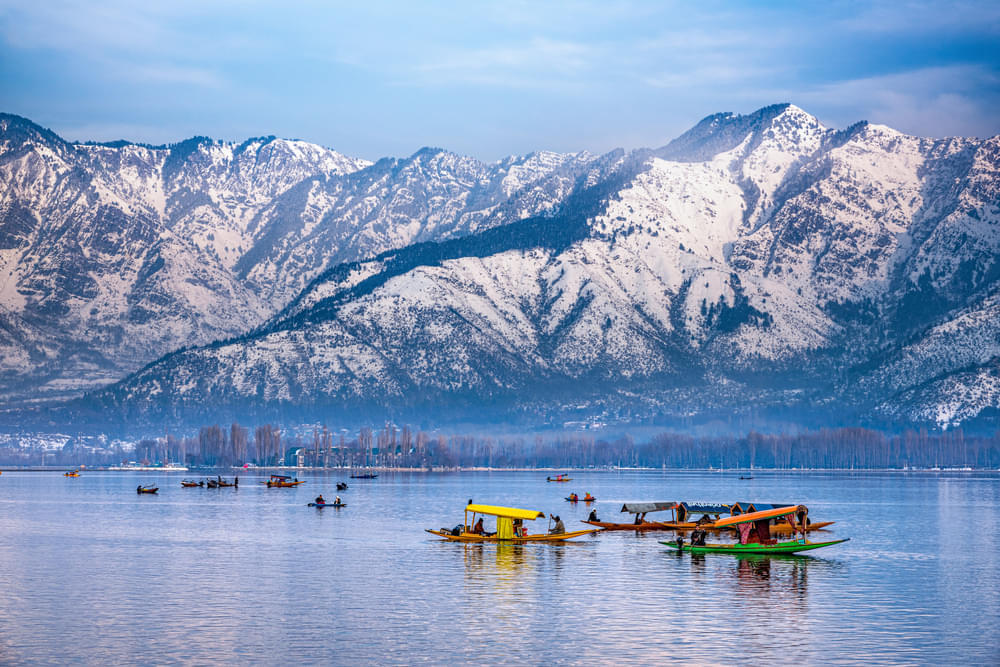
[0,469,997,665]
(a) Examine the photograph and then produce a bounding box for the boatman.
[588,509,599,522]
[315,494,325,505]
[549,514,565,534]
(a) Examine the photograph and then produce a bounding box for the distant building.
[285,447,306,467]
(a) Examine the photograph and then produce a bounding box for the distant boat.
[263,475,304,488]
[308,502,346,508]
[350,472,378,479]
[336,482,348,490]
[546,475,571,482]
[64,470,80,477]
[136,484,158,494]
[180,480,203,487]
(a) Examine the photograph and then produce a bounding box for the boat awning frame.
[679,502,733,514]
[714,505,806,527]
[620,502,678,514]
[465,504,544,521]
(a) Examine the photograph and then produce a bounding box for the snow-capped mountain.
[0,114,595,401]
[77,104,1000,430]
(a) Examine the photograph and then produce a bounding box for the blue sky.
[1,0,998,161]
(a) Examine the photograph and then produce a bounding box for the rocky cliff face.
[72,104,1000,430]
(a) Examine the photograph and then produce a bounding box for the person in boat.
[513,518,523,537]
[634,512,647,525]
[335,496,342,505]
[315,494,325,505]
[695,514,713,526]
[137,485,142,493]
[473,518,486,535]
[549,515,565,535]
[234,476,239,487]
[584,493,594,501]
[588,509,599,522]
[569,493,578,501]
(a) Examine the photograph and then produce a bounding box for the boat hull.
[426,528,598,543]
[656,520,835,534]
[581,520,672,531]
[660,538,849,555]
[308,503,346,508]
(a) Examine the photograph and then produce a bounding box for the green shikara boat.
[661,504,849,555]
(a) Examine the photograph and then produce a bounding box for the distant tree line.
[1,425,998,469]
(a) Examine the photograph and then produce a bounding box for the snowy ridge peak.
[3,105,1000,431]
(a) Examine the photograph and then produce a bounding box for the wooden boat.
[349,472,378,479]
[565,495,596,503]
[64,470,80,477]
[264,475,305,488]
[546,476,572,482]
[336,482,348,490]
[180,480,203,487]
[654,501,834,534]
[662,505,848,555]
[582,501,679,530]
[426,503,599,543]
[136,485,158,494]
[308,502,346,508]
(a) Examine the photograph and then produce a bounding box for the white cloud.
[794,65,1000,138]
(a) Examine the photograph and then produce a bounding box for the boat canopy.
[731,502,794,514]
[620,502,677,514]
[269,474,291,480]
[715,505,806,527]
[465,504,544,520]
[679,502,732,514]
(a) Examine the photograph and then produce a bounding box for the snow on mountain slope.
[0,114,605,401]
[6,105,1000,429]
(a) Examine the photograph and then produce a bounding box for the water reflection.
[0,470,997,663]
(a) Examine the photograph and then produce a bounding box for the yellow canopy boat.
[426,503,599,542]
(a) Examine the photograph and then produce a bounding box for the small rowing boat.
[661,505,848,555]
[308,502,346,508]
[546,475,572,482]
[180,480,203,487]
[427,503,599,543]
[350,472,378,479]
[263,475,305,488]
[565,495,596,503]
[64,470,80,477]
[136,484,158,494]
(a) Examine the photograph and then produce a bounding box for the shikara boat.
[654,501,834,534]
[264,475,305,488]
[426,503,599,543]
[583,501,679,530]
[180,480,203,487]
[565,494,596,503]
[136,484,158,494]
[661,505,848,555]
[64,470,80,477]
[546,475,572,482]
[350,472,378,479]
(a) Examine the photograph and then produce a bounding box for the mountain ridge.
[2,106,998,432]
